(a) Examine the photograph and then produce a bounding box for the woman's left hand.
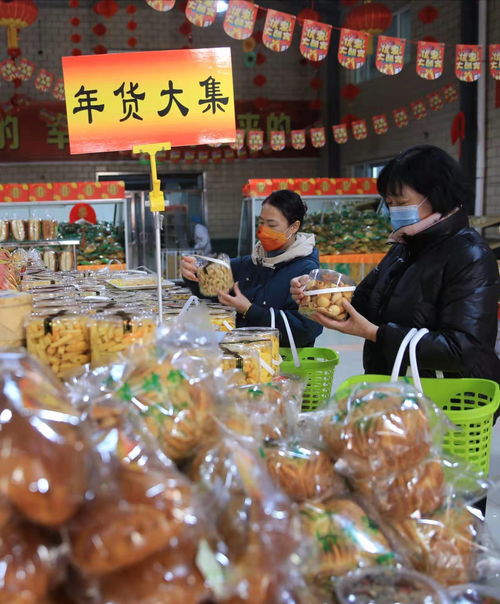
[218,282,251,314]
[312,299,379,342]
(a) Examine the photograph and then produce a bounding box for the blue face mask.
[389,199,426,231]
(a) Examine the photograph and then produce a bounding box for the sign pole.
[132,142,171,323]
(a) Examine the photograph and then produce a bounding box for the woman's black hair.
[377,144,473,214]
[262,189,308,227]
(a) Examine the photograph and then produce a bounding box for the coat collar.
[401,208,469,253]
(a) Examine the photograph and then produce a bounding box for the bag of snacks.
[298,269,356,321]
[196,254,233,297]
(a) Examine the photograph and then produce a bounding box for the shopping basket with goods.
[337,328,500,474]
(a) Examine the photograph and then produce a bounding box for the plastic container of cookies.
[223,332,274,382]
[231,326,281,369]
[447,583,500,603]
[299,269,356,321]
[220,342,261,384]
[196,254,233,297]
[208,307,236,332]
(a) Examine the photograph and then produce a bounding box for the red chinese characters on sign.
[332,124,348,144]
[185,0,217,27]
[455,44,482,82]
[411,99,427,120]
[352,119,367,140]
[247,129,263,151]
[229,128,245,150]
[223,0,257,40]
[427,90,443,111]
[372,114,388,135]
[300,19,332,62]
[416,41,445,80]
[338,28,369,70]
[310,127,326,148]
[270,130,286,150]
[442,83,458,103]
[291,129,306,149]
[263,9,296,52]
[489,44,500,80]
[392,107,409,128]
[375,35,406,76]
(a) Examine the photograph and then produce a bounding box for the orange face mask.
[256,224,290,252]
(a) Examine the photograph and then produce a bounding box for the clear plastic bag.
[196,254,233,297]
[298,269,356,321]
[447,583,500,603]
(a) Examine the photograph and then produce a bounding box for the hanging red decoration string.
[343,1,392,54]
[69,0,81,56]
[93,0,119,18]
[126,3,137,13]
[341,83,360,100]
[93,23,107,36]
[418,5,439,25]
[126,3,138,48]
[253,74,267,87]
[0,0,39,58]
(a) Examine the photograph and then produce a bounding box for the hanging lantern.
[343,0,392,54]
[0,0,38,58]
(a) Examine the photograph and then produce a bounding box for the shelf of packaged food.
[0,198,124,207]
[2,238,80,266]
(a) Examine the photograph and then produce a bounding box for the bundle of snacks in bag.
[196,254,233,297]
[0,248,19,290]
[298,269,356,321]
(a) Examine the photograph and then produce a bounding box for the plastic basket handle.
[270,307,275,329]
[390,328,418,382]
[280,309,300,368]
[179,295,200,317]
[409,328,429,394]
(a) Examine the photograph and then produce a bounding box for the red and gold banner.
[427,90,444,111]
[352,119,367,140]
[375,35,406,76]
[224,148,236,160]
[442,83,458,103]
[184,149,196,162]
[247,129,263,151]
[146,0,176,10]
[489,44,500,80]
[299,19,332,62]
[229,128,245,150]
[34,69,54,92]
[223,0,258,40]
[291,129,306,149]
[455,44,482,82]
[411,99,427,120]
[185,0,217,27]
[62,48,236,154]
[170,149,182,162]
[198,149,210,162]
[392,107,409,128]
[372,114,388,135]
[270,130,286,150]
[211,148,222,162]
[332,124,348,144]
[310,126,326,148]
[416,40,444,80]
[263,9,295,52]
[338,28,369,70]
[243,177,378,198]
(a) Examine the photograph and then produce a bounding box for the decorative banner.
[146,0,176,11]
[411,99,427,120]
[310,126,326,148]
[392,107,409,128]
[62,48,236,154]
[270,130,286,150]
[16,58,35,81]
[427,90,444,111]
[198,149,210,162]
[375,35,406,76]
[291,129,306,149]
[185,0,217,27]
[332,124,348,144]
[455,44,482,82]
[229,128,245,150]
[352,119,367,140]
[170,149,182,162]
[416,40,445,80]
[34,69,55,92]
[338,28,369,70]
[223,0,258,40]
[211,148,222,161]
[0,59,17,83]
[372,114,388,135]
[247,129,263,151]
[442,83,458,103]
[224,148,235,160]
[184,149,196,162]
[299,19,332,62]
[489,44,500,80]
[262,9,296,53]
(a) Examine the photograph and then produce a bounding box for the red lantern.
[344,0,392,53]
[297,7,319,22]
[0,0,38,58]
[93,0,119,18]
[418,5,439,25]
[341,83,361,101]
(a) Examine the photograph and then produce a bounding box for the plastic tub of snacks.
[299,268,356,321]
[208,307,236,332]
[222,332,274,382]
[232,326,281,369]
[220,342,261,384]
[196,254,233,297]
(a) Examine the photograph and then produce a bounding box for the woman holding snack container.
[291,145,500,383]
[182,189,322,347]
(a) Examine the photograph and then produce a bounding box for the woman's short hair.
[377,145,473,214]
[262,189,308,227]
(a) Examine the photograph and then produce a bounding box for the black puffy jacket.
[352,209,500,383]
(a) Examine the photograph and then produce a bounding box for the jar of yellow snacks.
[298,269,356,321]
[196,254,233,297]
[231,327,280,369]
[222,332,274,383]
[220,342,261,385]
[209,308,236,332]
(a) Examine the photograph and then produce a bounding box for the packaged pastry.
[59,250,74,271]
[299,269,356,321]
[196,254,234,297]
[0,290,32,348]
[208,307,236,332]
[223,332,274,382]
[0,248,19,290]
[220,342,261,385]
[11,218,27,241]
[42,219,58,240]
[43,250,58,271]
[28,218,42,241]
[231,326,281,369]
[0,219,10,242]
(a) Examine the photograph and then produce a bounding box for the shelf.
[1,239,80,247]
[0,198,125,208]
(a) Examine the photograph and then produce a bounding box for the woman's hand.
[181,255,198,282]
[290,275,309,304]
[218,282,251,314]
[312,299,379,342]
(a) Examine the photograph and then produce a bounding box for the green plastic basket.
[337,375,500,474]
[280,347,339,412]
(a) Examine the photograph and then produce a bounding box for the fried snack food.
[231,327,281,370]
[265,445,348,503]
[223,334,274,382]
[300,498,395,582]
[220,343,261,385]
[197,255,233,297]
[208,308,236,332]
[298,269,356,321]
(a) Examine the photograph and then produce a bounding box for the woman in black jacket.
[292,145,500,382]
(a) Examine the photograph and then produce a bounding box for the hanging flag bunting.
[489,44,500,80]
[372,114,389,135]
[455,44,482,82]
[237,148,248,159]
[332,124,348,144]
[338,28,369,70]
[198,149,210,163]
[411,99,427,120]
[184,149,196,163]
[427,90,444,111]
[229,129,245,150]
[247,129,264,151]
[375,35,406,75]
[146,0,176,11]
[416,40,444,80]
[442,83,458,103]
[223,0,258,40]
[291,129,306,149]
[310,127,326,148]
[352,119,368,140]
[392,107,409,128]
[211,148,223,162]
[263,9,296,52]
[34,68,55,92]
[270,130,286,151]
[299,19,332,62]
[185,0,217,28]
[170,149,182,162]
[224,148,236,160]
